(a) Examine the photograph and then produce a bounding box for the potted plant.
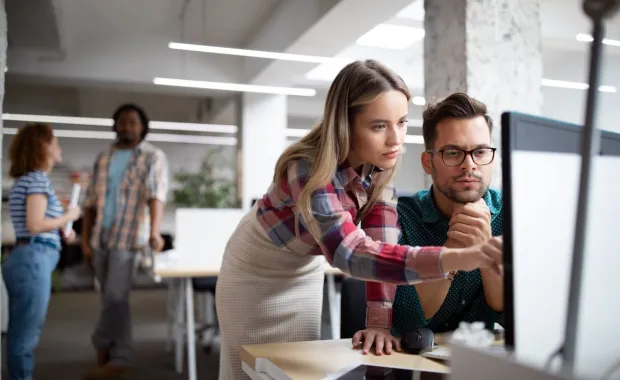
[172,148,237,208]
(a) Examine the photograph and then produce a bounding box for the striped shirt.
[83,141,169,251]
[255,159,448,301]
[9,170,63,247]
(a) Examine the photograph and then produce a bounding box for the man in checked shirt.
[81,104,169,379]
[353,93,504,355]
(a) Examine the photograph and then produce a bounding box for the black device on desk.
[333,365,446,380]
[402,328,435,355]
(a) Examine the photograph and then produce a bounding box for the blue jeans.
[2,242,60,380]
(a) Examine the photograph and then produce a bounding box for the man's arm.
[449,201,503,312]
[147,151,169,251]
[82,207,95,246]
[81,158,100,259]
[149,199,164,236]
[480,268,503,312]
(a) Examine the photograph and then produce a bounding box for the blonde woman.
[216,60,503,380]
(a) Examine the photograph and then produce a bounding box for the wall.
[0,135,236,242]
[541,51,620,134]
[3,82,213,122]
[542,87,620,134]
[1,82,238,241]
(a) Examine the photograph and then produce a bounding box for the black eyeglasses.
[427,147,497,167]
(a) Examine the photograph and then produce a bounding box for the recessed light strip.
[169,42,336,64]
[153,77,316,97]
[576,33,620,47]
[2,113,238,133]
[542,79,616,93]
[2,128,237,146]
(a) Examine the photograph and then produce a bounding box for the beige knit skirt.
[215,207,325,380]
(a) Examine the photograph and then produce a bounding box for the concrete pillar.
[237,93,287,211]
[424,0,543,188]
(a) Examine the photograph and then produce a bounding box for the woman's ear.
[421,151,433,175]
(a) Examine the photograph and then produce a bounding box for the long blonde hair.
[273,59,411,240]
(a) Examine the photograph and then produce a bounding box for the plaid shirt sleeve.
[360,182,400,329]
[147,150,169,203]
[83,154,100,209]
[284,160,447,286]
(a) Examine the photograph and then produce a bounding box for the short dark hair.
[9,123,54,178]
[112,103,150,140]
[422,92,493,150]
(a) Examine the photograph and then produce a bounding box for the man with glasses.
[353,92,504,355]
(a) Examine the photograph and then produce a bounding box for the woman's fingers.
[352,330,364,348]
[362,331,375,355]
[374,335,385,356]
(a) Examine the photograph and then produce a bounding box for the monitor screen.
[501,112,620,374]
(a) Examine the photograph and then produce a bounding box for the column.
[237,93,287,211]
[424,0,543,188]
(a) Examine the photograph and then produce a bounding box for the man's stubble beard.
[431,166,490,204]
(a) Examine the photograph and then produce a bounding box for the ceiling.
[295,0,620,92]
[4,0,620,124]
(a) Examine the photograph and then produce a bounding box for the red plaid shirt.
[255,159,448,327]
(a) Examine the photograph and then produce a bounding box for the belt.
[15,237,60,250]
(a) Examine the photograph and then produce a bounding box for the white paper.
[64,183,81,235]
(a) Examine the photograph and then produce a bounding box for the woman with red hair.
[3,123,80,380]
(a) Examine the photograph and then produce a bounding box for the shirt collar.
[336,160,381,190]
[420,186,500,223]
[111,140,146,153]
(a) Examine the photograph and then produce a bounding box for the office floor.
[2,287,335,380]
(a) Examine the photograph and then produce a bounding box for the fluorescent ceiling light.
[412,96,426,106]
[1,114,238,133]
[576,33,620,47]
[2,128,237,146]
[541,79,616,93]
[285,128,423,144]
[169,42,335,64]
[356,24,425,50]
[153,77,316,97]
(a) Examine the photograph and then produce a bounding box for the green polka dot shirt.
[390,187,504,337]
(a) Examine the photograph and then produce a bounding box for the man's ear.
[421,151,433,175]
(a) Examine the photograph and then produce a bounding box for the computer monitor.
[501,112,620,377]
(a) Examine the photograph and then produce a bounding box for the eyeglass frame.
[426,147,497,167]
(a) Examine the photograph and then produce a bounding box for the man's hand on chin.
[448,199,492,247]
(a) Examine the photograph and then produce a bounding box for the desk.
[151,252,346,380]
[152,266,202,380]
[240,339,449,380]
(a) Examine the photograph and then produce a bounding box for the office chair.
[339,277,367,339]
